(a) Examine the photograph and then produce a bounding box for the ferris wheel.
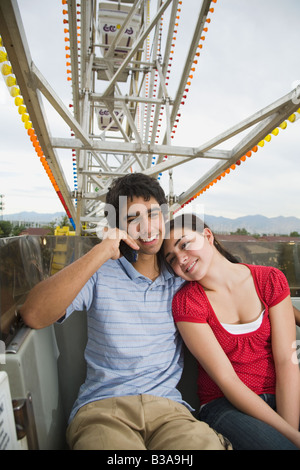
[0,0,299,234]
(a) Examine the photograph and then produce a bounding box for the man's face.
[120,195,166,255]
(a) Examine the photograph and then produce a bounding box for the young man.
[20,173,229,450]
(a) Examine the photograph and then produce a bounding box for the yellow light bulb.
[6,76,16,87]
[10,86,20,97]
[1,63,12,75]
[21,113,30,123]
[14,96,23,106]
[0,51,7,62]
[18,105,27,114]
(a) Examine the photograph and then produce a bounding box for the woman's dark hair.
[105,173,168,228]
[164,213,239,264]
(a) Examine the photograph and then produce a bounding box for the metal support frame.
[0,0,75,220]
[0,0,299,231]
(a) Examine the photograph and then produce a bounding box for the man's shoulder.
[169,274,185,292]
[96,258,125,277]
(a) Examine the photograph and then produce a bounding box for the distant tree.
[0,220,12,238]
[42,221,56,235]
[11,224,26,236]
[59,214,73,229]
[290,231,300,237]
[230,228,250,236]
[42,215,73,235]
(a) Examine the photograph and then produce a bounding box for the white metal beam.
[1,0,299,230]
[0,0,75,220]
[100,0,173,98]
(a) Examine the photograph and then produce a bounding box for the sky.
[0,0,299,220]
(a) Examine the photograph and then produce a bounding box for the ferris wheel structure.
[0,0,299,234]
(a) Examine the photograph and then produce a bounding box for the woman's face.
[164,227,214,281]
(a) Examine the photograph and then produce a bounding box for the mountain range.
[4,211,65,223]
[3,211,300,235]
[204,214,300,235]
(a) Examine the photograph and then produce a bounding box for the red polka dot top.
[172,264,290,406]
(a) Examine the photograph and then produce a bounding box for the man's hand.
[102,227,139,260]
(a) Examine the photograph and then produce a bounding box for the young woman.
[163,213,300,450]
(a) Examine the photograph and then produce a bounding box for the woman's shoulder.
[172,281,210,321]
[174,280,204,299]
[243,263,286,282]
[243,264,290,305]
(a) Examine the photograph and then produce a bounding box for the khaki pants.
[66,394,231,450]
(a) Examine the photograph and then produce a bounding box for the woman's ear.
[203,227,214,245]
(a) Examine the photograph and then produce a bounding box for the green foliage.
[0,220,12,238]
[59,214,73,229]
[11,224,26,236]
[230,228,250,236]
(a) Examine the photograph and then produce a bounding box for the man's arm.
[20,230,139,329]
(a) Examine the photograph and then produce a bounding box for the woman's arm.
[269,295,300,429]
[177,321,300,448]
[20,229,138,329]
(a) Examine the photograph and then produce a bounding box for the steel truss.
[0,0,299,234]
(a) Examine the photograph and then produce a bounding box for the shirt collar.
[118,257,174,283]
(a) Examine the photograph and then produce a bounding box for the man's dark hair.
[105,173,168,228]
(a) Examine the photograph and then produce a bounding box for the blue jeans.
[198,394,299,450]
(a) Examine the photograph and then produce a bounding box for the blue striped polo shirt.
[65,257,186,422]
